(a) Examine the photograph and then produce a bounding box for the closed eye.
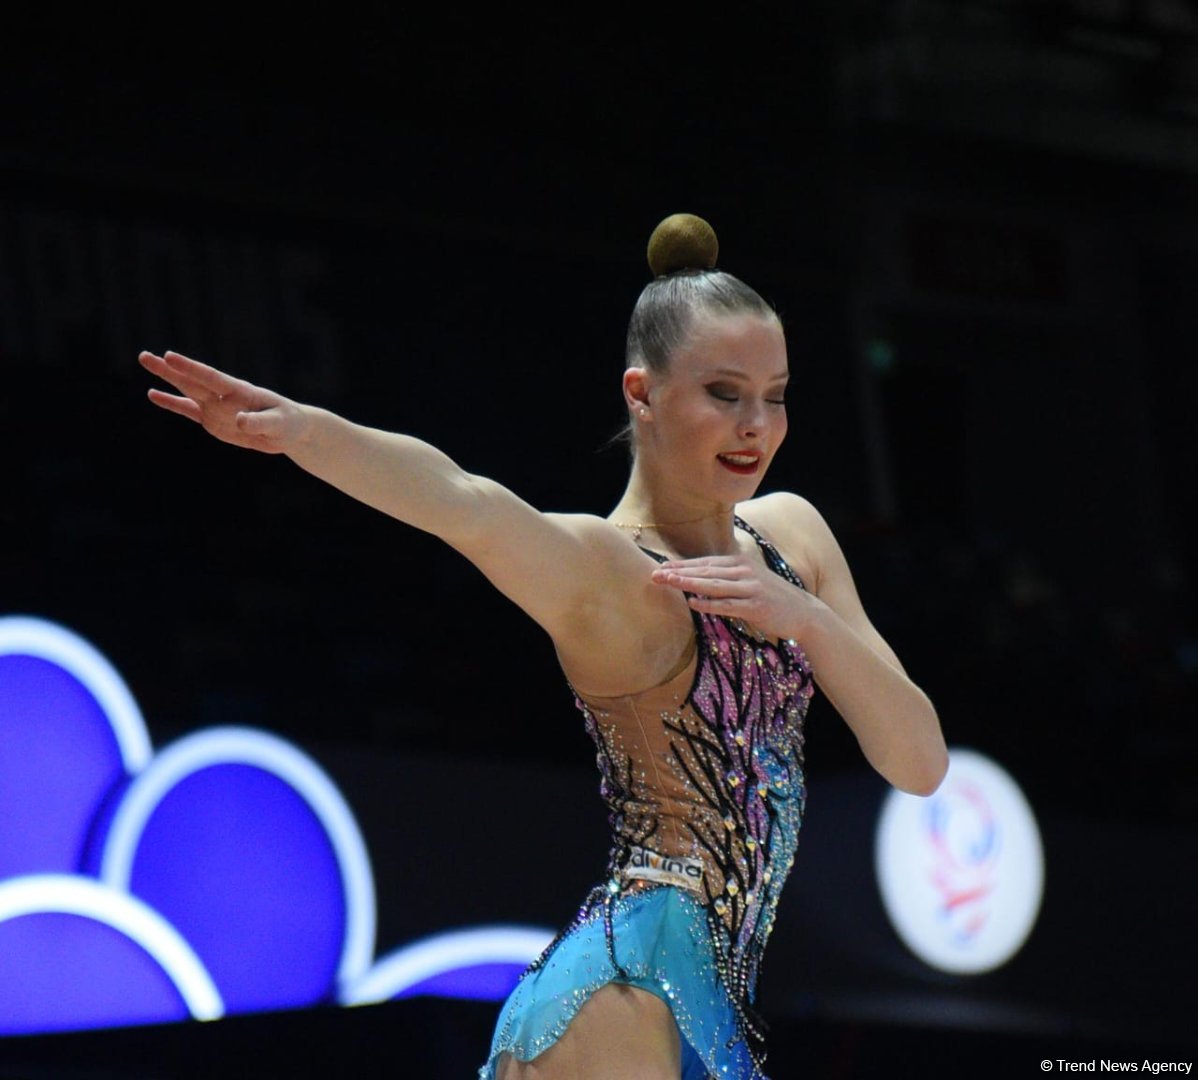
[707,386,737,403]
[706,382,787,406]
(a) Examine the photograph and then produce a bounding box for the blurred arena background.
[1,2,1195,1075]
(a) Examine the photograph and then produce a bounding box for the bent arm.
[798,591,947,795]
[764,495,948,796]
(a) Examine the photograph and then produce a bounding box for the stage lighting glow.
[341,925,555,1005]
[875,747,1044,974]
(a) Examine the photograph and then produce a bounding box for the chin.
[714,475,765,504]
[718,460,769,486]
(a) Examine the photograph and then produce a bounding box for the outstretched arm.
[650,492,948,796]
[142,350,487,539]
[139,350,633,638]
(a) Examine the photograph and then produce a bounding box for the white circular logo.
[874,747,1044,974]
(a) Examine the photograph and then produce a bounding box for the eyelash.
[708,389,786,406]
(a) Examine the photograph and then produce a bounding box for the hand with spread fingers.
[650,553,822,643]
[139,350,307,454]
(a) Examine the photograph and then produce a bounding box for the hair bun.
[646,213,719,277]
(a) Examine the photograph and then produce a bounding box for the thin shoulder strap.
[641,525,806,589]
[734,515,806,590]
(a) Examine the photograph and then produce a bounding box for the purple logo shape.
[341,926,554,1005]
[1,614,548,1031]
[0,617,151,880]
[98,728,376,1014]
[0,875,222,1034]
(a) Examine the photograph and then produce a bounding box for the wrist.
[286,403,327,456]
[784,590,831,646]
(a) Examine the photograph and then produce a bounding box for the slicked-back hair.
[625,269,776,373]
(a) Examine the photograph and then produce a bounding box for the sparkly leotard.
[479,517,814,1080]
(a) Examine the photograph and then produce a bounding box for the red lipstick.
[717,451,762,475]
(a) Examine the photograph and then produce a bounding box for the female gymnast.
[139,213,947,1079]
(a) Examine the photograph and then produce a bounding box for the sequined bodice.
[567,516,815,1066]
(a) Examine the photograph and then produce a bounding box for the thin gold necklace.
[613,511,733,543]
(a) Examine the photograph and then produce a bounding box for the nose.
[738,399,767,440]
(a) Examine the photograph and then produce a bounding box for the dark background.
[2,1,1195,1075]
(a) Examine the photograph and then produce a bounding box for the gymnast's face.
[629,312,789,502]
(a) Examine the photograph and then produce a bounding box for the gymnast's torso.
[480,515,815,1079]
[574,515,813,998]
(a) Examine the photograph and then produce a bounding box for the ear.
[623,367,653,419]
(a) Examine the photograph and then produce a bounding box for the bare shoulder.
[540,510,656,573]
[740,490,826,529]
[534,509,673,622]
[539,510,694,696]
[737,491,836,594]
[542,509,624,542]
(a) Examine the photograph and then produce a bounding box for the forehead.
[672,312,788,378]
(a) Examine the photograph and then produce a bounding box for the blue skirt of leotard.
[477,883,764,1079]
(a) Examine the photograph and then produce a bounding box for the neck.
[610,460,739,557]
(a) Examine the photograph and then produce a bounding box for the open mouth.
[717,452,762,475]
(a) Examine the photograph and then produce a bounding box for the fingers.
[653,559,749,583]
[652,567,745,596]
[139,351,185,389]
[140,350,243,403]
[147,388,203,423]
[162,351,241,397]
[657,556,750,578]
[140,351,218,402]
[685,594,748,614]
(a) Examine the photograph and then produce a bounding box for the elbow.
[849,685,950,797]
[904,756,948,797]
[897,744,949,797]
[873,712,948,796]
[899,694,949,796]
